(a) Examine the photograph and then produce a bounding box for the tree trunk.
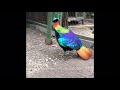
[62,12,68,28]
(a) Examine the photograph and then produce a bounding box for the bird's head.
[52,18,60,28]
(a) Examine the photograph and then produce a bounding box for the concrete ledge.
[69,25,94,28]
[26,19,47,28]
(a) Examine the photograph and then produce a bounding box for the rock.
[51,45,58,47]
[46,59,48,62]
[51,59,54,62]
[49,58,51,60]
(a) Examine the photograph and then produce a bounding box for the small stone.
[51,45,58,47]
[51,59,54,61]
[49,58,51,60]
[45,64,48,68]
[46,59,48,62]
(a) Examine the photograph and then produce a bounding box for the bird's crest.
[53,18,59,22]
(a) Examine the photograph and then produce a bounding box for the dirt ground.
[26,27,94,78]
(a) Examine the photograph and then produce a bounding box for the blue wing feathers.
[58,30,82,50]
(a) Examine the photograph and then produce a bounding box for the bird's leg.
[63,51,67,60]
[75,51,79,57]
[63,51,66,56]
[90,43,94,50]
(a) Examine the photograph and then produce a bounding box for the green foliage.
[86,12,94,18]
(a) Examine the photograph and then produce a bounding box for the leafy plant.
[86,12,94,18]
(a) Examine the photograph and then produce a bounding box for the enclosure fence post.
[62,12,68,28]
[59,12,63,26]
[82,12,86,25]
[45,12,53,45]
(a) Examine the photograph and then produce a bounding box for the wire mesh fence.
[26,12,48,25]
[26,12,94,27]
[67,12,94,25]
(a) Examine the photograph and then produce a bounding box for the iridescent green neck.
[54,25,69,34]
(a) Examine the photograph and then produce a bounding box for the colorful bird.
[52,18,92,60]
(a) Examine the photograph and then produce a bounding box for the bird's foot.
[63,51,66,56]
[63,51,68,61]
[75,51,79,57]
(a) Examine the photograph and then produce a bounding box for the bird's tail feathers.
[76,46,92,60]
